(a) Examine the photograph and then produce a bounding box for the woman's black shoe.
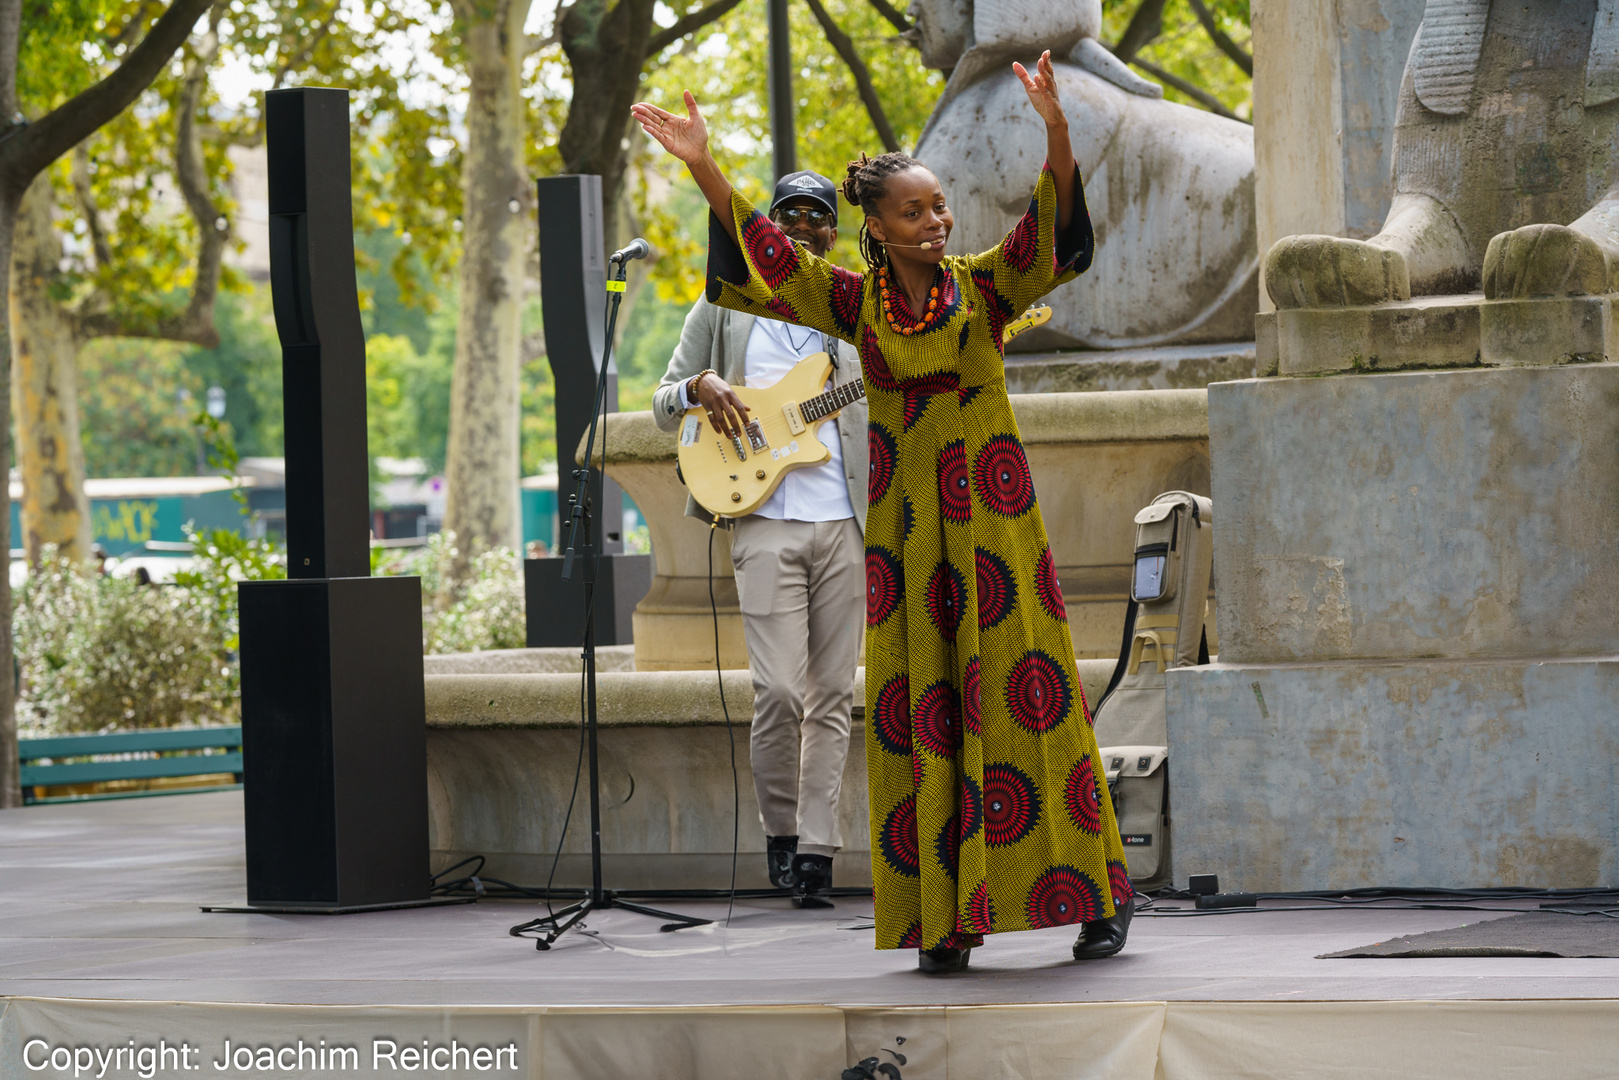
[1072,896,1134,960]
[918,946,972,974]
[766,835,798,891]
[791,853,834,908]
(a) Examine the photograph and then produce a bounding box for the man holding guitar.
[653,170,868,908]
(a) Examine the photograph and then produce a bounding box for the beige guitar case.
[1091,490,1214,892]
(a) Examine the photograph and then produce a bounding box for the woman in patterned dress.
[632,51,1133,974]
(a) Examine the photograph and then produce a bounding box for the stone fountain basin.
[425,655,1114,892]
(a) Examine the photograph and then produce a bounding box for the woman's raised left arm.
[1014,50,1076,230]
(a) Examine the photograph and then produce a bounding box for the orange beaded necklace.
[877,265,940,336]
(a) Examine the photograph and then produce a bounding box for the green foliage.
[374,532,526,654]
[76,336,208,478]
[187,286,285,460]
[15,554,234,736]
[364,319,456,475]
[17,0,124,114]
[1104,0,1253,120]
[173,524,287,656]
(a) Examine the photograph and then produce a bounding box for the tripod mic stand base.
[509,892,712,950]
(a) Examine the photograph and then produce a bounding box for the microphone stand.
[509,252,709,950]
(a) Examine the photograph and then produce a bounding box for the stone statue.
[1269,0,1619,308]
[911,0,1259,350]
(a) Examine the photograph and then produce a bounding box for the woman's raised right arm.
[631,92,738,247]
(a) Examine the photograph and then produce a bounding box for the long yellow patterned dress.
[708,164,1131,951]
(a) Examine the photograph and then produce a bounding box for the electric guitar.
[677,305,1052,517]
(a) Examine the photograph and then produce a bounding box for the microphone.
[883,240,941,250]
[611,237,651,263]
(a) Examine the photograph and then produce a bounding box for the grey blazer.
[653,296,869,530]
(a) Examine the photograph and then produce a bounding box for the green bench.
[19,726,243,804]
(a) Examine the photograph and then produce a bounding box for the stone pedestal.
[1167,362,1619,891]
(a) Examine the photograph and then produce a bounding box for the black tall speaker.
[529,174,650,646]
[237,87,429,910]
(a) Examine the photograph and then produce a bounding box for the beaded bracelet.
[688,368,718,404]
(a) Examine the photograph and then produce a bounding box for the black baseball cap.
[770,170,838,220]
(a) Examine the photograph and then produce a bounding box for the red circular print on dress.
[982,763,1040,847]
[829,265,864,337]
[963,881,993,934]
[741,212,801,291]
[975,547,1017,630]
[1002,195,1040,274]
[1108,860,1135,906]
[1024,866,1103,929]
[900,371,961,397]
[925,561,965,643]
[962,657,981,736]
[866,546,901,627]
[934,813,960,879]
[973,435,1035,518]
[880,795,921,878]
[871,673,911,757]
[938,441,972,524]
[868,422,896,506]
[1005,649,1072,733]
[860,328,899,392]
[1036,546,1067,622]
[765,296,799,324]
[960,774,983,841]
[1064,755,1103,835]
[913,680,961,758]
[899,921,923,949]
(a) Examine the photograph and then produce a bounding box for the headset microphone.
[610,237,651,263]
[883,240,939,250]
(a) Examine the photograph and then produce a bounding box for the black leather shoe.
[918,946,971,974]
[791,853,834,908]
[766,835,798,891]
[1072,896,1134,960]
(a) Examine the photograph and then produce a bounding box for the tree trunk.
[558,0,657,256]
[442,0,533,562]
[0,192,18,809]
[10,173,91,563]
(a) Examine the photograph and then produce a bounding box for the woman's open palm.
[631,92,709,166]
[1013,51,1065,127]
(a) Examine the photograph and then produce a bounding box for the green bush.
[374,531,527,654]
[15,526,526,736]
[16,554,230,736]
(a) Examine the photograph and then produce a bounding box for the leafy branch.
[804,0,900,152]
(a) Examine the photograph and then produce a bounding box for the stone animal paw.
[1483,223,1613,300]
[1265,234,1411,308]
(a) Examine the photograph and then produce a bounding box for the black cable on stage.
[710,524,742,928]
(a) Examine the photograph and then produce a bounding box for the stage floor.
[6,792,1619,1080]
[4,790,1618,1006]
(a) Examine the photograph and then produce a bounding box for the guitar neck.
[800,377,866,422]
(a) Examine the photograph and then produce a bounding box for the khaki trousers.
[729,515,864,857]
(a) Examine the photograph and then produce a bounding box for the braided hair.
[842,151,925,270]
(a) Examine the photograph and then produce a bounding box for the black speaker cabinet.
[239,86,430,911]
[525,554,651,647]
[239,576,427,907]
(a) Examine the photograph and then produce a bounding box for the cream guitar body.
[676,304,1052,519]
[677,352,854,517]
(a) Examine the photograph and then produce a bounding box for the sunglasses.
[774,207,835,227]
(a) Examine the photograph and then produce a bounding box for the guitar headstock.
[1002,305,1054,346]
